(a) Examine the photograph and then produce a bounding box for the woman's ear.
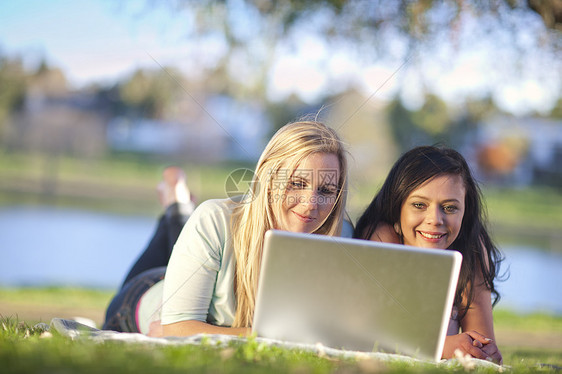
[393,223,402,236]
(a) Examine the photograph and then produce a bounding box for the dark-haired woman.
[355,145,503,364]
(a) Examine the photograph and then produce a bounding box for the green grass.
[500,346,562,372]
[0,150,252,216]
[0,287,113,310]
[484,186,562,231]
[1,316,561,374]
[2,288,562,372]
[4,288,557,331]
[1,288,561,372]
[1,150,561,244]
[0,318,341,374]
[494,309,562,333]
[0,150,562,229]
[483,186,562,250]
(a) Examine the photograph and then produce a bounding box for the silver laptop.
[253,230,462,362]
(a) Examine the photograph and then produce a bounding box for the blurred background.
[0,0,561,318]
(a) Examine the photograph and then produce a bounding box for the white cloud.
[495,79,559,116]
[268,56,326,103]
[359,64,399,101]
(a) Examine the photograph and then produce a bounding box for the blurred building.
[5,70,108,158]
[467,116,562,188]
[106,95,269,163]
[4,66,270,164]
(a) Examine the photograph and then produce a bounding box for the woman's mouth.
[418,231,446,240]
[292,211,315,223]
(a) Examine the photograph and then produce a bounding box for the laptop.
[252,230,462,362]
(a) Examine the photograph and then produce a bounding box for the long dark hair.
[354,145,503,318]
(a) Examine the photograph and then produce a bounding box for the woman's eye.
[289,180,305,189]
[319,186,337,196]
[412,202,425,209]
[443,205,458,213]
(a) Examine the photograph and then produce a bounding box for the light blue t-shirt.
[160,198,353,327]
[161,198,237,326]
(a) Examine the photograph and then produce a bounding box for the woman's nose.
[426,206,444,225]
[301,189,318,210]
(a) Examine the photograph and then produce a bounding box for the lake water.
[1,206,561,315]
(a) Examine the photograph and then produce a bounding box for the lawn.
[1,287,561,373]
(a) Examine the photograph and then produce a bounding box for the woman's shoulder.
[174,198,236,262]
[192,198,238,218]
[371,222,401,243]
[182,198,239,238]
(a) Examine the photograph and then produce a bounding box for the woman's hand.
[481,339,503,365]
[442,331,501,364]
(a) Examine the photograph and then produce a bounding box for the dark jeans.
[102,202,192,332]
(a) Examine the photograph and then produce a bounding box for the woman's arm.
[457,273,502,364]
[160,200,239,337]
[162,320,251,337]
[441,284,501,362]
[443,251,502,364]
[460,280,495,339]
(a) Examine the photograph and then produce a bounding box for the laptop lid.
[253,230,462,362]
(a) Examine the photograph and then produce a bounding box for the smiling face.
[399,174,466,249]
[276,152,340,233]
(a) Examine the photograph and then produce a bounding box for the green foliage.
[0,56,27,125]
[549,98,562,119]
[117,68,185,119]
[169,0,561,44]
[265,96,310,135]
[410,94,450,135]
[386,94,456,151]
[387,97,425,151]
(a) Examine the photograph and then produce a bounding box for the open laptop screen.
[253,230,462,361]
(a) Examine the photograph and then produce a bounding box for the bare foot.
[157,166,194,208]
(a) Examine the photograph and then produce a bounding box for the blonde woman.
[103,120,350,336]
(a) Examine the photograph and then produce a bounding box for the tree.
[527,0,562,31]
[409,94,450,136]
[147,1,561,57]
[0,56,27,139]
[152,1,561,39]
[549,98,562,119]
[117,68,186,119]
[142,0,561,115]
[387,93,457,151]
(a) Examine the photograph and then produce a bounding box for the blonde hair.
[230,120,348,328]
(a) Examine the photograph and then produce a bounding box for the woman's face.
[399,174,465,249]
[276,152,340,233]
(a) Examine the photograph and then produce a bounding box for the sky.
[0,1,192,85]
[0,0,560,116]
